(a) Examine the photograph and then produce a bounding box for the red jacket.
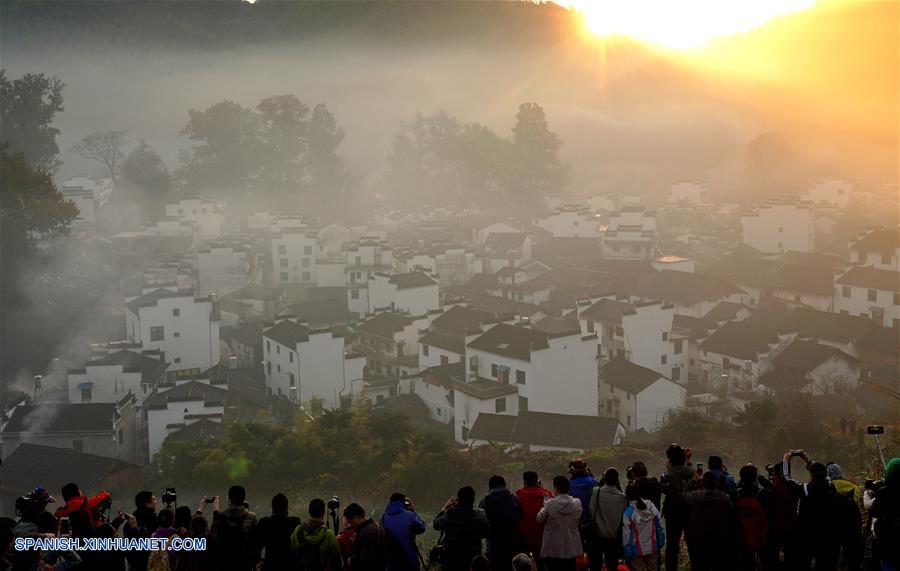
[515,486,553,549]
[54,491,111,530]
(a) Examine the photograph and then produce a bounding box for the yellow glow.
[566,0,817,49]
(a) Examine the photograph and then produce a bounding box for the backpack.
[147,537,171,571]
[737,495,768,552]
[293,527,327,571]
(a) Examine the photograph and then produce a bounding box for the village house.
[144,380,226,459]
[394,243,480,287]
[758,339,860,395]
[67,349,168,405]
[272,227,318,286]
[631,270,750,318]
[533,206,603,238]
[125,288,221,371]
[602,207,657,261]
[801,179,853,209]
[849,228,899,271]
[667,181,705,205]
[165,197,226,241]
[740,200,814,254]
[196,241,255,297]
[698,320,793,391]
[354,311,427,387]
[475,222,520,245]
[344,238,394,316]
[418,305,496,368]
[368,272,440,315]
[834,266,900,328]
[482,233,534,273]
[61,177,113,231]
[598,358,686,432]
[777,307,874,358]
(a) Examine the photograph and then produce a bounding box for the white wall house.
[848,228,899,271]
[317,224,352,257]
[368,272,440,315]
[667,181,705,204]
[758,340,860,395]
[394,245,479,287]
[61,177,111,230]
[602,207,657,260]
[262,319,364,409]
[698,321,794,390]
[345,239,394,316]
[740,201,814,254]
[272,229,318,286]
[598,358,686,432]
[802,179,853,208]
[476,222,520,245]
[578,297,676,378]
[67,349,168,405]
[196,242,253,297]
[125,289,221,371]
[533,207,602,238]
[834,266,900,329]
[165,198,226,241]
[482,233,533,273]
[144,381,225,459]
[354,312,427,383]
[418,305,496,369]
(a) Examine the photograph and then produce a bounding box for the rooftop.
[145,380,227,410]
[836,266,900,293]
[283,298,354,326]
[600,358,665,394]
[164,418,225,443]
[634,270,745,306]
[851,229,899,254]
[467,323,555,362]
[0,443,138,496]
[389,272,437,289]
[356,312,413,339]
[83,350,168,382]
[580,298,634,324]
[484,232,528,253]
[3,403,117,434]
[699,320,780,361]
[125,288,194,313]
[778,307,873,344]
[264,320,310,347]
[772,339,857,372]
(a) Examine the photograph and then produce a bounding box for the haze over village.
[0,0,897,558]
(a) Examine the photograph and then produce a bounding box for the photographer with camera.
[660,444,696,571]
[53,482,111,537]
[624,462,661,512]
[433,486,490,571]
[516,471,554,564]
[381,493,426,571]
[209,485,259,570]
[122,490,158,571]
[290,498,342,571]
[870,457,900,571]
[14,487,57,535]
[255,493,300,571]
[343,503,388,571]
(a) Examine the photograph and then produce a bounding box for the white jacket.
[537,493,583,559]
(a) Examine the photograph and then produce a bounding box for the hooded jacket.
[433,506,490,571]
[622,500,665,558]
[256,512,301,571]
[479,487,524,544]
[588,485,627,540]
[537,494,583,559]
[684,488,732,548]
[381,501,426,571]
[627,477,661,512]
[515,486,553,550]
[290,518,343,571]
[569,474,599,522]
[661,465,696,523]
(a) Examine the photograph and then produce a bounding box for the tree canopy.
[0,71,65,170]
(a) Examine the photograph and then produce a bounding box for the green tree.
[0,71,65,170]
[0,147,78,377]
[734,399,777,464]
[306,103,353,215]
[121,140,172,217]
[508,102,569,207]
[256,94,308,200]
[69,130,127,184]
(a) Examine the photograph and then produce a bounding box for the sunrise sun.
[568,0,817,49]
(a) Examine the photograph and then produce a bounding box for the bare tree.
[69,130,127,184]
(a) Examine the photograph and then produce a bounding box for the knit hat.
[30,487,56,504]
[826,463,843,481]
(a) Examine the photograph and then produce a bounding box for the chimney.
[32,375,43,400]
[228,356,238,370]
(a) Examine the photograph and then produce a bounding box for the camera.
[625,466,634,481]
[864,479,885,492]
[696,462,703,471]
[15,495,42,518]
[58,517,71,538]
[327,496,340,512]
[867,425,885,435]
[790,449,805,457]
[203,496,217,503]
[162,488,177,507]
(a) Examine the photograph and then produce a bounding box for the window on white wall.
[495,397,506,413]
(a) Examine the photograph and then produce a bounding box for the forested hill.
[2,0,578,50]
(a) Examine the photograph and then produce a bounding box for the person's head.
[772,461,786,481]
[631,461,648,480]
[342,503,366,528]
[523,471,539,487]
[158,508,175,529]
[470,554,490,571]
[488,475,506,490]
[739,464,758,486]
[61,483,81,502]
[511,553,536,571]
[603,468,620,490]
[271,493,288,515]
[389,492,407,504]
[175,506,192,529]
[625,485,648,510]
[666,444,686,467]
[809,462,828,484]
[135,490,156,510]
[457,486,476,508]
[701,472,719,491]
[190,514,209,538]
[708,456,724,471]
[227,485,246,508]
[826,463,843,481]
[309,498,326,519]
[552,475,570,495]
[569,458,589,477]
[29,487,55,509]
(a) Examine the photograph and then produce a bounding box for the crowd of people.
[1,444,897,571]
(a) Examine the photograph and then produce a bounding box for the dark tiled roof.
[770,265,835,294]
[420,362,466,389]
[145,381,227,409]
[532,316,582,335]
[356,312,412,339]
[600,358,664,394]
[165,418,225,443]
[264,320,310,347]
[580,299,633,324]
[229,321,264,346]
[704,256,782,289]
[778,308,873,343]
[780,251,846,270]
[0,443,137,494]
[125,288,191,313]
[703,301,746,323]
[469,411,621,449]
[285,298,354,326]
[419,330,466,355]
[699,320,779,361]
[672,315,716,339]
[856,326,900,366]
[454,273,500,294]
[450,377,518,399]
[634,271,745,306]
[431,305,491,336]
[484,233,528,253]
[772,339,856,372]
[3,403,116,434]
[389,272,437,289]
[221,283,283,302]
[852,229,899,254]
[462,293,543,318]
[836,266,900,293]
[467,323,552,362]
[86,350,168,382]
[758,368,809,390]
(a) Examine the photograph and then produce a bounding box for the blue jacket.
[381,500,426,571]
[709,468,736,493]
[570,475,599,522]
